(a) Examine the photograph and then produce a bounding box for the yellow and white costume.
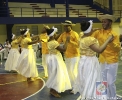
[73,36,102,99]
[46,40,71,93]
[57,30,80,87]
[39,33,49,77]
[5,39,20,71]
[16,37,38,78]
[92,29,120,100]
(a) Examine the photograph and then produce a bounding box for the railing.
[0,7,122,18]
[8,7,101,17]
[93,1,109,12]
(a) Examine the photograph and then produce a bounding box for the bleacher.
[0,0,121,24]
[8,2,104,17]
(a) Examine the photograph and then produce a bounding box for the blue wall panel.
[8,0,92,5]
[0,17,120,24]
[0,0,9,17]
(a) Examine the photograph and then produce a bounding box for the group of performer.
[4,14,121,100]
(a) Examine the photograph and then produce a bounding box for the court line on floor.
[0,64,43,69]
[0,67,44,74]
[22,78,45,100]
[117,94,122,98]
[0,80,26,86]
[0,67,43,69]
[77,96,81,100]
[0,73,18,74]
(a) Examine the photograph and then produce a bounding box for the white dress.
[5,39,20,71]
[73,37,102,100]
[16,37,38,78]
[46,40,71,93]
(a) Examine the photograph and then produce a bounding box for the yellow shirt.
[17,36,22,43]
[21,37,32,49]
[17,36,24,48]
[39,33,49,54]
[57,30,80,58]
[80,36,99,56]
[47,40,60,54]
[92,29,121,64]
[11,39,19,49]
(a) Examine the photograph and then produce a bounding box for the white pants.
[0,49,7,59]
[100,63,118,100]
[0,49,5,61]
[65,57,80,87]
[42,54,49,77]
[4,48,9,59]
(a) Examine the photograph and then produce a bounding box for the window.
[31,25,38,35]
[16,26,27,36]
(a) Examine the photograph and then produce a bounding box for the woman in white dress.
[45,27,72,98]
[73,20,114,99]
[5,34,20,72]
[16,28,39,81]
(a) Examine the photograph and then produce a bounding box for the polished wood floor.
[0,58,121,100]
[0,74,44,100]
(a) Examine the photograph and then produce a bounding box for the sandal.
[50,89,61,98]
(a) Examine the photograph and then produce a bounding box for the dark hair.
[6,39,9,42]
[20,29,27,35]
[107,19,112,23]
[80,20,90,31]
[46,28,54,36]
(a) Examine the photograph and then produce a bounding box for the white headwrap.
[83,20,93,34]
[48,26,58,37]
[12,33,15,40]
[24,28,30,35]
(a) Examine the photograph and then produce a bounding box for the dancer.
[16,28,39,81]
[39,24,50,78]
[92,14,121,100]
[17,31,25,53]
[5,34,20,72]
[45,27,71,97]
[57,20,80,90]
[73,20,114,99]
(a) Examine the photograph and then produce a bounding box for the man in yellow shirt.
[39,25,50,78]
[92,14,121,100]
[57,20,80,89]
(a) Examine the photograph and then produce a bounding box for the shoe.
[27,78,35,82]
[50,89,61,98]
[70,90,74,94]
[43,76,48,78]
[34,77,41,80]
[10,70,18,73]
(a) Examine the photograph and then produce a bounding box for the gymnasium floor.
[0,57,122,100]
